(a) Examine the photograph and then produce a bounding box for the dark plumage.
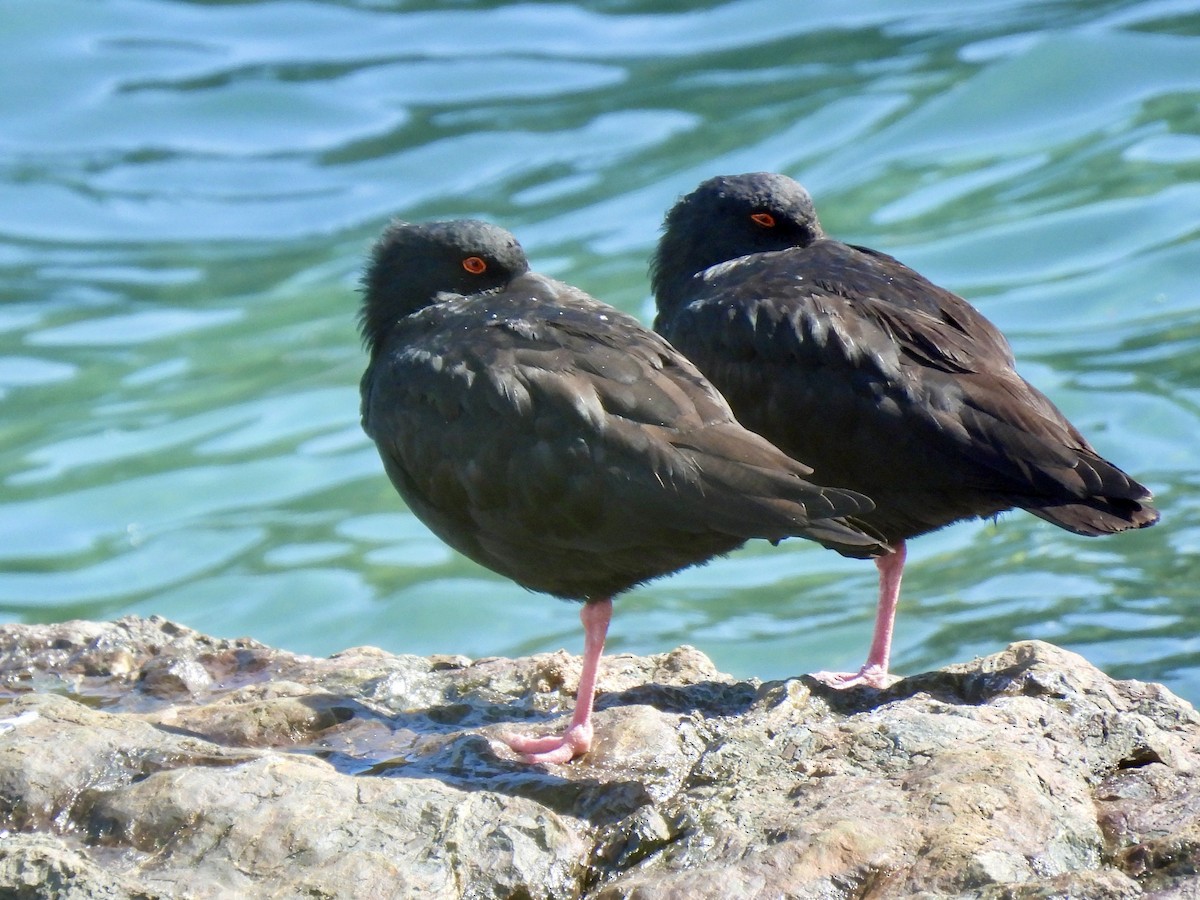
[360,218,887,762]
[652,172,1159,687]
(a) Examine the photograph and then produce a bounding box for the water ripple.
[1,0,1196,702]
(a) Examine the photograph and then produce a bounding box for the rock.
[0,616,1198,898]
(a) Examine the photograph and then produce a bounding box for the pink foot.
[499,722,593,764]
[809,542,907,691]
[497,599,611,765]
[808,664,900,690]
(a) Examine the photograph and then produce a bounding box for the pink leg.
[501,598,611,764]
[810,541,906,689]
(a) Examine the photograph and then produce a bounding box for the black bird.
[359,218,888,763]
[652,172,1159,689]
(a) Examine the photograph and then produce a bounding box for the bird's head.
[360,218,529,355]
[652,172,824,313]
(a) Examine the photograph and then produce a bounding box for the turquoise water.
[2,1,1198,699]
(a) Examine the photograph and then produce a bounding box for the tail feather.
[1025,496,1159,536]
[674,439,891,554]
[796,515,891,559]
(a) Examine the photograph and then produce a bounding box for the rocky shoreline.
[1,616,1197,898]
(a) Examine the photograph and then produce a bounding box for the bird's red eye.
[750,212,776,228]
[462,256,487,274]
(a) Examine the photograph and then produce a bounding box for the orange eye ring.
[750,212,776,228]
[462,256,487,274]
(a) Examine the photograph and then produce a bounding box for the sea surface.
[3,0,1198,699]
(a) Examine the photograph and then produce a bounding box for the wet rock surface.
[0,615,1197,899]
